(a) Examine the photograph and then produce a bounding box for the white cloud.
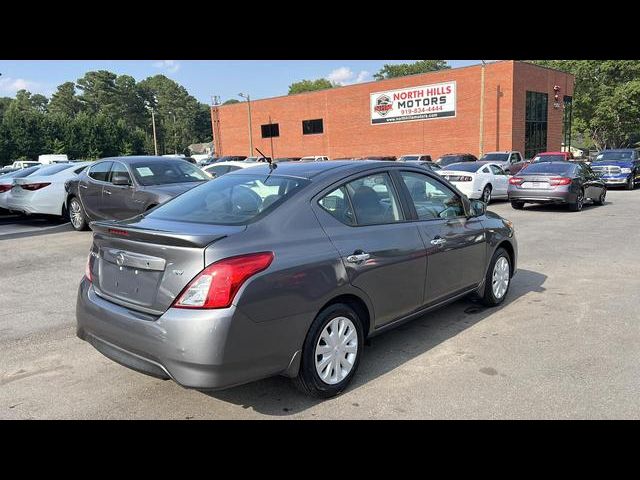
[0,77,41,95]
[326,67,371,86]
[153,60,181,73]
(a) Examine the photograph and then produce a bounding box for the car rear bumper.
[76,278,302,390]
[508,189,575,204]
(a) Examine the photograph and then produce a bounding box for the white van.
[38,154,69,164]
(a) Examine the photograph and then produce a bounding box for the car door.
[80,161,112,220]
[395,169,487,305]
[314,170,427,328]
[101,161,140,220]
[489,164,509,197]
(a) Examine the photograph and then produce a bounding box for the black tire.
[627,175,635,190]
[481,247,512,307]
[68,196,89,231]
[511,201,525,210]
[594,188,607,206]
[293,303,364,398]
[569,188,584,212]
[481,185,492,204]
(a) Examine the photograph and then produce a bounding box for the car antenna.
[256,147,276,172]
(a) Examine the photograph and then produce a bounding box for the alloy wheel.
[482,186,491,204]
[492,256,510,300]
[70,199,83,229]
[315,316,358,385]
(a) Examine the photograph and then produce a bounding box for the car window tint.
[344,173,402,225]
[208,165,229,177]
[130,160,209,186]
[490,165,505,175]
[319,186,355,226]
[109,162,131,183]
[88,162,113,182]
[400,171,466,220]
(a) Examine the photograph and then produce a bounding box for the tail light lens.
[173,252,274,309]
[549,177,572,186]
[509,177,524,185]
[20,182,51,191]
[0,184,12,193]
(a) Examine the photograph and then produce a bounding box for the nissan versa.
[77,161,518,397]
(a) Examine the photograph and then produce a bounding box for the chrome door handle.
[430,238,447,246]
[104,190,112,195]
[79,184,88,189]
[346,252,370,263]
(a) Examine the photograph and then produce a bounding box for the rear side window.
[88,162,113,182]
[146,174,309,225]
[319,186,355,226]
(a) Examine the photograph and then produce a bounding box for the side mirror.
[469,199,487,217]
[112,175,131,186]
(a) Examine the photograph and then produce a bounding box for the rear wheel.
[511,201,525,210]
[569,188,584,211]
[628,175,635,190]
[481,247,511,307]
[69,197,89,231]
[293,303,364,398]
[481,185,492,204]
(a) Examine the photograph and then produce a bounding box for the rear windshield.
[442,162,482,172]
[130,160,209,186]
[5,166,42,179]
[438,155,464,166]
[146,173,309,225]
[521,163,575,175]
[400,156,419,161]
[480,153,509,162]
[36,164,76,176]
[532,154,566,163]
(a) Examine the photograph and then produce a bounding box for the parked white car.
[11,160,41,169]
[5,162,91,216]
[0,165,44,210]
[437,161,510,204]
[299,156,329,162]
[38,154,69,164]
[202,161,261,178]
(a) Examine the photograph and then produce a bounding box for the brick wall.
[214,61,573,160]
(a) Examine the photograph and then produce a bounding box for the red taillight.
[509,177,524,185]
[549,177,572,186]
[20,182,51,191]
[0,184,12,193]
[173,252,274,309]
[108,228,129,236]
[85,254,93,283]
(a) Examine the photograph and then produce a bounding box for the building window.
[563,95,573,151]
[524,91,548,159]
[261,123,279,138]
[302,118,324,135]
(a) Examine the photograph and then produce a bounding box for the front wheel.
[627,175,635,190]
[69,197,89,231]
[293,303,364,398]
[481,247,512,307]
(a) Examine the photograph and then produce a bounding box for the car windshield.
[36,163,76,176]
[480,153,509,162]
[130,160,209,186]
[146,173,309,225]
[442,162,482,172]
[532,154,566,163]
[400,156,420,161]
[594,151,634,161]
[521,163,575,175]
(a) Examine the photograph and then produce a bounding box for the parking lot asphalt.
[1,190,639,419]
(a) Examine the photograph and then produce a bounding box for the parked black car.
[508,161,606,211]
[65,156,210,230]
[436,153,478,167]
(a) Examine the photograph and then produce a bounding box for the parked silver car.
[77,161,518,397]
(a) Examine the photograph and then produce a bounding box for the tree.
[222,99,240,105]
[288,78,334,95]
[49,82,82,117]
[533,60,640,149]
[373,60,450,80]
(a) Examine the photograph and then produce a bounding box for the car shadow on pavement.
[201,268,547,416]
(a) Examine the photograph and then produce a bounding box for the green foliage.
[222,99,240,105]
[373,60,450,80]
[288,78,334,95]
[0,71,212,164]
[533,60,640,149]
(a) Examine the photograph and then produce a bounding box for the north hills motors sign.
[370,81,456,125]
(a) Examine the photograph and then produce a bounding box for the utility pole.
[479,60,486,158]
[151,109,158,156]
[238,93,253,156]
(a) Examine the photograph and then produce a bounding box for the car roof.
[536,152,566,155]
[206,161,256,168]
[227,160,405,180]
[99,156,188,164]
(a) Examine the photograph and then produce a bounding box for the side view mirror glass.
[112,175,131,186]
[469,199,487,217]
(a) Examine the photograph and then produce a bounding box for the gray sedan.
[76,161,518,398]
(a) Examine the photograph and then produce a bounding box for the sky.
[0,60,482,104]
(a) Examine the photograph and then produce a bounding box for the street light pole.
[151,109,159,156]
[239,93,253,156]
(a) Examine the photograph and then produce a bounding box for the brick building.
[211,61,575,161]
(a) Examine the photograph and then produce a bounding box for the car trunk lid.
[90,218,246,315]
